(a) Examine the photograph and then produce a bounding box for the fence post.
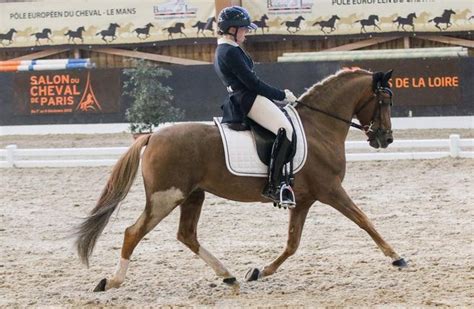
[449,134,461,158]
[6,144,17,168]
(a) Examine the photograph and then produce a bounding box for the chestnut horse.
[75,68,407,292]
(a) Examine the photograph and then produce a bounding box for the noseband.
[295,86,393,134]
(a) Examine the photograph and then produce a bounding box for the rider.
[214,6,298,206]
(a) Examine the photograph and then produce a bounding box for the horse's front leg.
[320,185,407,267]
[245,202,311,281]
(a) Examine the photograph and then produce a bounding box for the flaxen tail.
[75,134,152,266]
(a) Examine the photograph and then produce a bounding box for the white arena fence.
[0,135,472,168]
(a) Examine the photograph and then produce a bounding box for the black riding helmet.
[217,6,257,35]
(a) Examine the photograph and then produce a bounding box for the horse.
[163,22,186,39]
[133,23,154,40]
[31,28,52,45]
[0,28,17,46]
[452,9,471,25]
[65,26,86,43]
[429,9,456,31]
[253,14,269,34]
[281,16,305,33]
[313,15,340,34]
[355,15,381,33]
[393,13,417,31]
[191,17,215,37]
[338,13,361,28]
[380,13,398,27]
[75,68,407,292]
[96,23,120,43]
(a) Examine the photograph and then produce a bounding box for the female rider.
[214,6,297,206]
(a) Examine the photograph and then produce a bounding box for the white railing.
[0,135,472,168]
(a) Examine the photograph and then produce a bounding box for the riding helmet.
[217,6,257,34]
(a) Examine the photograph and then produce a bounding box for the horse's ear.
[372,71,384,91]
[383,70,393,84]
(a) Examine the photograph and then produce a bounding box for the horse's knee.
[177,231,199,253]
[285,243,299,256]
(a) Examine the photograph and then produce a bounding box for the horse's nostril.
[387,138,393,144]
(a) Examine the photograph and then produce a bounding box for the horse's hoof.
[93,278,107,292]
[223,277,237,285]
[392,258,408,268]
[245,268,261,282]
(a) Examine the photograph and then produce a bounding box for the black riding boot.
[262,128,295,206]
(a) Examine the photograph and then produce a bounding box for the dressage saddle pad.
[214,105,307,177]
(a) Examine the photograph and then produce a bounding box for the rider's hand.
[284,89,298,104]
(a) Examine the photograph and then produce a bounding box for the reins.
[294,99,367,131]
[294,86,393,133]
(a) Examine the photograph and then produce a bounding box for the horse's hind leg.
[321,185,407,267]
[94,188,185,292]
[177,190,236,284]
[246,203,311,281]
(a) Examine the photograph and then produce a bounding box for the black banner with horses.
[0,57,472,126]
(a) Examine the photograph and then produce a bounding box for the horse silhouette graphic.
[281,16,305,33]
[429,9,456,30]
[163,22,186,39]
[133,23,154,40]
[65,26,86,44]
[355,15,381,33]
[393,13,417,31]
[0,28,17,46]
[313,15,340,34]
[96,23,120,43]
[253,14,269,34]
[31,28,52,45]
[192,17,215,37]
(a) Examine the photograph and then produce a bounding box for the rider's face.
[235,27,248,44]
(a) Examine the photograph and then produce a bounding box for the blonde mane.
[300,67,372,100]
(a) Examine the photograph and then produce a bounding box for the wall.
[0,57,472,125]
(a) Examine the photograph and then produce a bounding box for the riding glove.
[284,89,298,104]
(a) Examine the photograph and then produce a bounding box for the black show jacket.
[214,41,285,123]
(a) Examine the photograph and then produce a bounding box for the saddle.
[214,105,307,177]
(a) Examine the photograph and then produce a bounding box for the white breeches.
[247,95,293,141]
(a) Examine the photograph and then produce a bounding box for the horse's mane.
[299,67,372,101]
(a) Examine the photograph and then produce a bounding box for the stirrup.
[279,184,296,209]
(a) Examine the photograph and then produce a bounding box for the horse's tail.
[354,19,361,23]
[74,134,152,266]
[192,22,199,27]
[428,18,434,22]
[95,31,100,35]
[313,21,321,26]
[280,21,286,25]
[162,27,169,31]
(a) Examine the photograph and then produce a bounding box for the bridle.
[294,86,393,135]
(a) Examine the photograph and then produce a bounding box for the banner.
[0,0,215,48]
[242,0,473,36]
[13,70,122,115]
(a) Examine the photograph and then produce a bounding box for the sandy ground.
[0,131,473,307]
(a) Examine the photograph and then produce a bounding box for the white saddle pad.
[214,104,307,177]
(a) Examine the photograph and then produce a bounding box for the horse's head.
[354,70,394,149]
[11,28,17,33]
[333,15,340,20]
[409,13,417,18]
[78,26,86,32]
[146,23,154,28]
[296,16,305,21]
[445,9,456,16]
[111,23,120,28]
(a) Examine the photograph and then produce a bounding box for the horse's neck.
[298,75,369,144]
